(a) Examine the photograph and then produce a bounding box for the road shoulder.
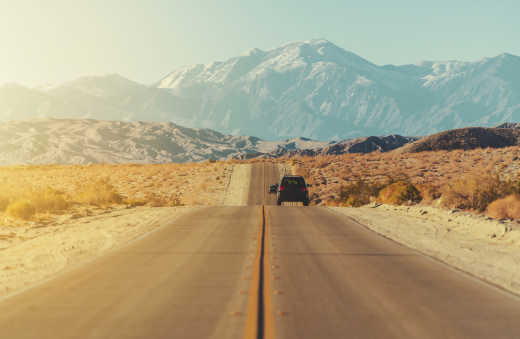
[223,164,252,206]
[0,206,203,298]
[329,205,520,296]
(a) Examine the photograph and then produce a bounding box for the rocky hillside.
[320,135,417,155]
[263,135,417,158]
[1,40,519,140]
[397,127,520,153]
[0,119,329,165]
[0,119,418,165]
[0,119,263,164]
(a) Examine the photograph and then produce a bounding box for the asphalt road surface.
[2,162,520,339]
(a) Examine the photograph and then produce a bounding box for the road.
[2,162,520,338]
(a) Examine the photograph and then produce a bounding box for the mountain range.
[2,119,520,165]
[1,39,519,140]
[0,119,330,164]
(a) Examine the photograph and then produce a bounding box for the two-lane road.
[0,206,259,339]
[2,162,520,338]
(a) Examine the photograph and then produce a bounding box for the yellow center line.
[263,207,276,339]
[243,205,276,339]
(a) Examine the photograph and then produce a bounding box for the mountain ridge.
[0,118,413,165]
[3,119,520,164]
[1,39,519,140]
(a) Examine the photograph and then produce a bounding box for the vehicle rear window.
[282,177,305,186]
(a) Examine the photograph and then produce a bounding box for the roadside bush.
[441,174,515,211]
[74,179,123,206]
[0,195,10,211]
[486,194,520,220]
[6,200,36,220]
[31,187,70,213]
[144,193,183,207]
[416,184,441,203]
[377,181,422,205]
[125,198,147,207]
[339,181,384,207]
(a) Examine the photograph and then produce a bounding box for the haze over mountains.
[1,39,519,140]
[2,119,520,165]
[0,119,329,164]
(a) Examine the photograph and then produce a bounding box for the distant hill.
[4,119,520,165]
[397,127,520,153]
[261,135,417,158]
[0,119,416,165]
[0,119,328,165]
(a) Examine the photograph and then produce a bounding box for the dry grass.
[415,184,440,203]
[31,188,71,212]
[377,182,421,205]
[74,180,123,207]
[289,146,520,215]
[6,200,36,220]
[440,174,516,211]
[0,162,232,223]
[336,181,384,207]
[0,194,10,211]
[486,195,520,220]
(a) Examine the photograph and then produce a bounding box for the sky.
[1,0,519,86]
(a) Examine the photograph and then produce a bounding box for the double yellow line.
[244,205,276,339]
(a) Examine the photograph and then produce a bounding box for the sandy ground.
[0,164,252,298]
[330,204,520,295]
[0,162,234,228]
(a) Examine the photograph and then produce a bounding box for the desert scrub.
[125,198,147,207]
[6,200,36,220]
[31,187,70,213]
[377,181,422,205]
[74,179,123,206]
[415,184,440,203]
[0,195,10,211]
[486,195,520,220]
[2,187,70,220]
[338,181,384,207]
[441,174,517,211]
[143,193,183,207]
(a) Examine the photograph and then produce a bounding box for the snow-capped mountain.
[0,75,189,122]
[1,39,519,140]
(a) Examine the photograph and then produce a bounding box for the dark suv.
[277,175,310,206]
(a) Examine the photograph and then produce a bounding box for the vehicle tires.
[277,200,282,206]
[303,200,309,206]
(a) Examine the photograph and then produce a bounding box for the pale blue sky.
[1,0,519,86]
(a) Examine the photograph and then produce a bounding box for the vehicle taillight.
[279,186,284,191]
[301,186,306,192]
